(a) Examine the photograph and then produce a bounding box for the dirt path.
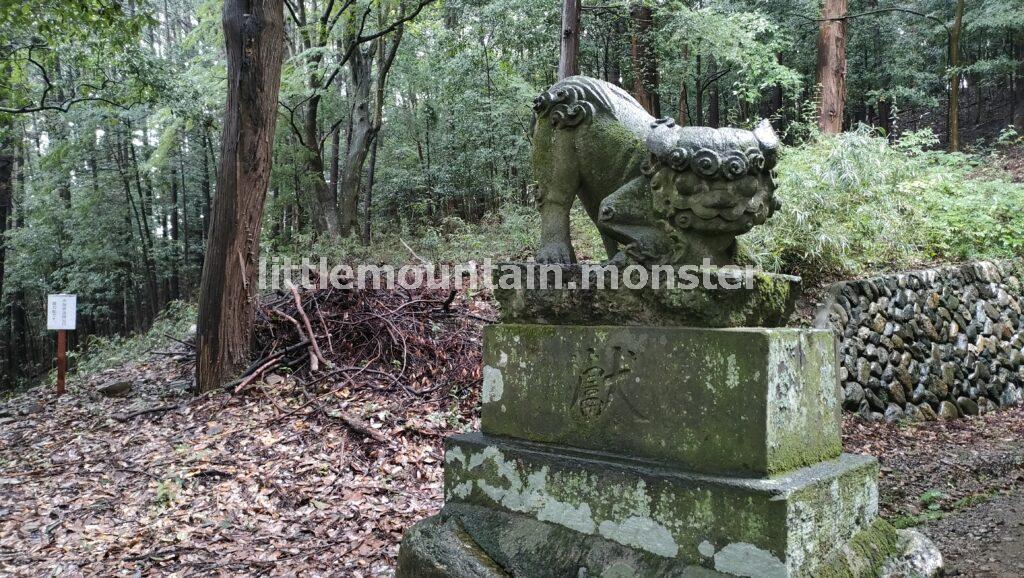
[844,411,1024,576]
[921,492,1024,577]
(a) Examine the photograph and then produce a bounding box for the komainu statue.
[531,75,781,266]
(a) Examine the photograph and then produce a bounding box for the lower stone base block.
[435,433,881,577]
[396,504,940,578]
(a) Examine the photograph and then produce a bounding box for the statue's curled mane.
[532,76,641,129]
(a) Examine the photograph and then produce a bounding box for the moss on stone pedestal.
[398,507,936,578]
[492,263,800,327]
[439,432,878,577]
[482,325,842,476]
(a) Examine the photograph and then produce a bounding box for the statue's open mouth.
[689,201,766,222]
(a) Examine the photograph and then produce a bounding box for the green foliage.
[154,476,183,508]
[919,489,945,510]
[657,1,802,123]
[68,301,196,380]
[746,128,1024,284]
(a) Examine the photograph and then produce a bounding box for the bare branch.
[284,0,302,27]
[326,0,358,36]
[0,50,130,114]
[788,7,949,35]
[278,100,309,149]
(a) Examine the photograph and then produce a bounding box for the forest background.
[1,0,1023,388]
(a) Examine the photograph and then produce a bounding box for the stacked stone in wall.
[816,260,1024,421]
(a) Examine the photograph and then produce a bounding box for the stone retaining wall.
[815,260,1024,421]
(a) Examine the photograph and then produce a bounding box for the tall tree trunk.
[362,135,378,246]
[630,5,660,117]
[816,0,847,134]
[340,11,404,237]
[179,147,190,295]
[948,0,965,152]
[877,98,893,138]
[196,0,284,393]
[7,139,25,376]
[694,54,703,125]
[339,46,373,237]
[299,98,339,237]
[118,133,159,322]
[303,95,341,238]
[558,0,581,80]
[609,19,624,86]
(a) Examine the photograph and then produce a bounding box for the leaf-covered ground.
[4,340,1024,575]
[0,337,481,577]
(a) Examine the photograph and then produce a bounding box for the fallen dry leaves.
[0,288,491,577]
[844,409,1024,518]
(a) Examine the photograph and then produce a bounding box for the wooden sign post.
[47,294,77,397]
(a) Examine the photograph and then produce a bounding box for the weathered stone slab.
[441,433,879,577]
[482,325,841,475]
[493,263,800,327]
[396,503,693,577]
[397,504,929,578]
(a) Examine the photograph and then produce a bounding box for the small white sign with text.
[47,294,77,330]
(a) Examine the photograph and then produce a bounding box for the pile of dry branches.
[230,280,487,403]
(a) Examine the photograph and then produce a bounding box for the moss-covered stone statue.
[531,75,781,266]
[395,75,944,578]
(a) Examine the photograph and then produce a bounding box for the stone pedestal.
[396,265,941,577]
[481,325,840,476]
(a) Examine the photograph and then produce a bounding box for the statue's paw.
[536,243,574,264]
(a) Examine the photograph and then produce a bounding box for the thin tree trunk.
[114,136,158,323]
[694,54,703,125]
[0,125,12,304]
[708,56,720,128]
[630,5,660,117]
[196,0,284,393]
[8,140,24,375]
[1016,32,1024,135]
[201,124,214,241]
[558,0,581,80]
[609,19,623,86]
[170,163,180,300]
[362,135,378,246]
[330,124,340,206]
[678,46,690,126]
[948,0,965,152]
[816,0,847,134]
[179,146,190,295]
[119,133,159,321]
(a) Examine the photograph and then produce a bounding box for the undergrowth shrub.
[747,127,1024,284]
[68,301,196,380]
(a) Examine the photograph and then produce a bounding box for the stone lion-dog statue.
[531,75,781,266]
